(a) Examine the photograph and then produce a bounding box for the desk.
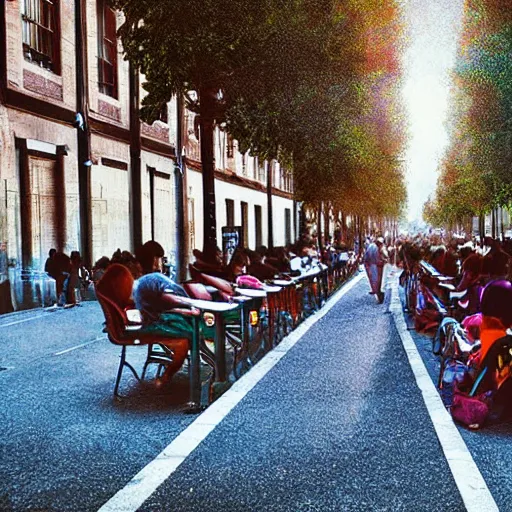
[181,297,241,388]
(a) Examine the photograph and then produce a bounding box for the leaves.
[428,0,512,227]
[114,0,407,222]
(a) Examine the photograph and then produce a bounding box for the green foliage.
[115,0,407,221]
[427,0,512,227]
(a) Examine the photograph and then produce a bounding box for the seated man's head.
[136,241,165,274]
[229,249,250,275]
[481,280,512,328]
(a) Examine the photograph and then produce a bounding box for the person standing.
[364,237,388,303]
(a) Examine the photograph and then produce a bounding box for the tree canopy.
[114,0,408,254]
[426,0,512,228]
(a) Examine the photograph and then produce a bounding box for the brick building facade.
[0,0,295,312]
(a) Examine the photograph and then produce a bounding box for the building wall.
[5,0,77,111]
[1,109,80,266]
[272,195,295,247]
[187,168,295,257]
[1,0,297,312]
[86,1,130,128]
[140,150,179,265]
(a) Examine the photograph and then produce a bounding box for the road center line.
[53,336,106,356]
[97,272,365,512]
[389,277,498,512]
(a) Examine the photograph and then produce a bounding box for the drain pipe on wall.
[175,95,189,282]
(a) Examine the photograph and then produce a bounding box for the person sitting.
[224,249,250,282]
[135,241,166,275]
[133,270,198,387]
[456,252,483,292]
[191,247,225,277]
[92,256,110,283]
[483,237,510,281]
[247,250,279,282]
[478,280,512,365]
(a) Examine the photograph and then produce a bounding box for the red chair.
[96,264,195,397]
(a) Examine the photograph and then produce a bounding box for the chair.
[470,335,512,397]
[96,264,194,397]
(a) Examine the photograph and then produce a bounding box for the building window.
[226,199,235,227]
[254,205,262,249]
[97,0,118,98]
[285,208,292,246]
[158,103,168,124]
[241,201,248,247]
[227,135,234,159]
[258,161,266,183]
[21,0,61,73]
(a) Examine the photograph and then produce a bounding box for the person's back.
[132,272,193,387]
[364,242,379,265]
[44,249,58,279]
[133,272,188,322]
[247,260,278,281]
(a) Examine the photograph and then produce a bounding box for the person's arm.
[160,292,200,315]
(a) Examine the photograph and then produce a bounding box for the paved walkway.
[0,272,494,511]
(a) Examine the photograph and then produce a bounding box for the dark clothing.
[44,257,59,280]
[247,262,278,282]
[483,249,510,278]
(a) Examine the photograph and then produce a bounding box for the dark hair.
[135,240,165,274]
[481,280,512,327]
[49,248,56,257]
[94,256,110,270]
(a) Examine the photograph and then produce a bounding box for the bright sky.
[402,0,464,222]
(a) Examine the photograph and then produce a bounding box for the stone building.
[0,0,295,311]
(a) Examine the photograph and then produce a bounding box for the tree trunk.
[199,87,218,263]
[492,209,496,239]
[75,0,92,268]
[317,201,323,252]
[324,202,330,244]
[129,62,142,251]
[267,160,274,249]
[501,208,505,241]
[176,95,189,282]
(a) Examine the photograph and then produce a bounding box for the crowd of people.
[44,249,90,307]
[87,235,359,386]
[396,232,512,428]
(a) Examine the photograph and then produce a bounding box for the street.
[1,271,510,511]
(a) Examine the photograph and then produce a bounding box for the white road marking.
[53,336,106,356]
[389,277,498,512]
[97,272,365,512]
[0,314,47,328]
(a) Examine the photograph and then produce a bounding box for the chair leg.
[114,346,141,397]
[141,344,152,380]
[114,346,127,397]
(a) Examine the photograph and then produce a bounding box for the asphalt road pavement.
[0,274,508,511]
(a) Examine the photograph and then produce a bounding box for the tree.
[428,0,512,227]
[115,0,348,261]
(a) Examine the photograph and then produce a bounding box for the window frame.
[21,0,61,74]
[97,0,118,99]
[241,201,248,248]
[285,208,292,246]
[254,205,262,248]
[225,199,235,227]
